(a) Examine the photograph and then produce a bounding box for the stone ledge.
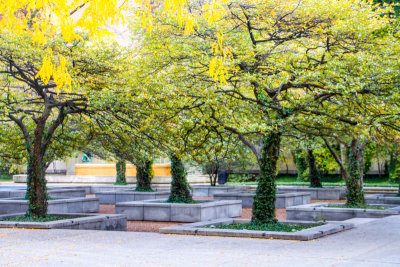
[213,192,311,208]
[277,186,346,200]
[115,199,242,222]
[191,185,250,197]
[95,191,170,204]
[365,194,400,205]
[159,218,354,241]
[0,188,87,199]
[0,213,126,231]
[0,197,99,215]
[286,202,400,221]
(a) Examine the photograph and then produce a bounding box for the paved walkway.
[1,215,399,266]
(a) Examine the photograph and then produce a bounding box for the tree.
[0,0,126,88]
[0,35,128,217]
[136,0,391,222]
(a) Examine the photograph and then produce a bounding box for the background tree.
[136,0,390,221]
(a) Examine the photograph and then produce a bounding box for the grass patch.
[326,204,389,210]
[2,215,74,222]
[227,175,399,187]
[0,174,13,182]
[134,188,155,192]
[207,222,319,232]
[163,199,201,204]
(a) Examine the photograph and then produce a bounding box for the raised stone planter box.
[115,199,242,222]
[95,190,170,204]
[191,185,250,197]
[286,202,400,221]
[0,213,126,231]
[277,186,346,200]
[0,197,99,215]
[213,192,311,208]
[159,218,354,241]
[365,194,400,205]
[0,188,87,199]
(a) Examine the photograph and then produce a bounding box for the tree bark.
[294,147,307,182]
[115,160,127,185]
[168,154,192,203]
[251,132,281,224]
[308,149,322,188]
[346,139,366,206]
[26,119,48,217]
[135,160,153,191]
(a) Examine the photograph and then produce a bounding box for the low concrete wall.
[13,174,209,184]
[115,199,242,222]
[0,189,86,199]
[191,185,250,197]
[0,213,127,231]
[286,202,400,221]
[277,186,346,200]
[160,218,354,241]
[365,194,400,205]
[0,197,99,215]
[95,191,170,204]
[213,192,311,208]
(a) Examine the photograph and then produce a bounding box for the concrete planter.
[277,186,346,200]
[286,202,400,221]
[0,197,99,215]
[159,218,354,241]
[0,213,126,231]
[95,190,170,204]
[365,194,400,205]
[213,192,311,208]
[115,199,242,222]
[0,188,86,199]
[191,185,250,197]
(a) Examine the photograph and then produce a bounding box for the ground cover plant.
[1,215,74,222]
[207,222,320,232]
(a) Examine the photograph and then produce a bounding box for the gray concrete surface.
[95,190,170,204]
[287,202,400,221]
[115,199,242,222]
[0,197,99,214]
[0,213,126,231]
[0,215,400,266]
[213,191,311,208]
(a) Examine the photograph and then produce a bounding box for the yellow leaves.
[35,48,72,94]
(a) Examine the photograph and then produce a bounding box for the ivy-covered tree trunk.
[346,139,366,206]
[251,132,281,224]
[26,120,49,217]
[115,160,127,185]
[168,154,192,203]
[135,160,153,191]
[388,153,400,195]
[308,149,322,188]
[294,147,307,182]
[26,152,48,217]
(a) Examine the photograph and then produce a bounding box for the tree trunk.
[294,147,307,182]
[251,132,281,224]
[135,160,153,191]
[346,139,366,206]
[26,144,48,217]
[308,149,322,188]
[115,160,127,185]
[168,154,192,203]
[389,153,400,195]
